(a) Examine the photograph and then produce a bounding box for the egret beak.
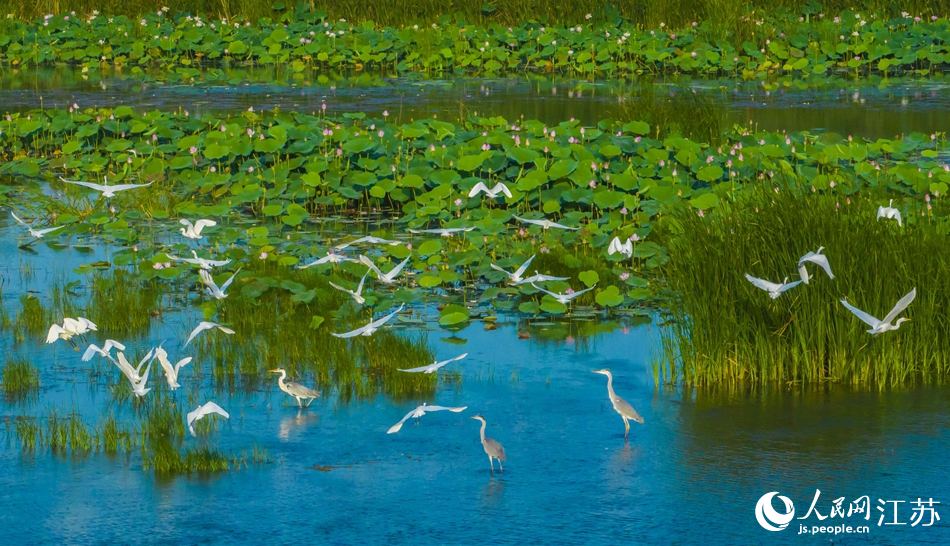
[268,369,281,373]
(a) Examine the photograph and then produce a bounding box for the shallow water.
[3,68,950,137]
[1,218,949,544]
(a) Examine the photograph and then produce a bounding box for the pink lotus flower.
[153,262,164,270]
[259,252,268,259]
[620,272,630,281]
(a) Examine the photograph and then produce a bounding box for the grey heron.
[269,368,320,408]
[592,369,644,439]
[471,414,507,473]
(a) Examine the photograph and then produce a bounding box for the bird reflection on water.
[279,410,321,441]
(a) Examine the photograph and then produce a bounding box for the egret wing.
[397,364,433,373]
[468,182,489,197]
[385,256,411,280]
[46,324,65,343]
[219,268,242,291]
[387,409,416,434]
[512,255,535,278]
[493,183,513,198]
[369,304,405,328]
[840,299,881,328]
[10,212,28,226]
[59,177,107,192]
[801,253,834,279]
[880,288,917,325]
[332,325,368,338]
[744,274,782,293]
[359,255,386,278]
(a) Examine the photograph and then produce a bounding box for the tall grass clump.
[12,295,49,343]
[2,357,41,403]
[659,188,950,387]
[85,270,161,337]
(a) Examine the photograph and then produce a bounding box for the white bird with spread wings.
[840,288,916,335]
[332,305,404,338]
[387,403,468,434]
[398,353,468,374]
[468,182,512,199]
[744,274,803,299]
[59,176,153,198]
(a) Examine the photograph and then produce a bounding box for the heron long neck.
[278,370,288,389]
[479,419,486,442]
[605,373,617,400]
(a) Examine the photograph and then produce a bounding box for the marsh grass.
[659,188,950,387]
[12,295,49,344]
[609,82,724,146]
[85,270,162,337]
[2,357,40,404]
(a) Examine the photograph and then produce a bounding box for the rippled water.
[1,215,949,544]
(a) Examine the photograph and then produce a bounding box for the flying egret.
[744,274,802,299]
[359,255,410,284]
[154,345,192,390]
[398,353,468,374]
[10,212,64,240]
[168,250,231,270]
[199,267,241,299]
[179,219,216,239]
[840,288,916,335]
[530,283,596,304]
[329,272,369,304]
[468,182,513,199]
[877,199,902,226]
[797,247,834,284]
[471,415,507,473]
[187,401,230,436]
[513,215,579,231]
[592,369,644,439]
[269,368,320,408]
[490,255,535,284]
[387,403,468,434]
[513,271,569,286]
[332,304,405,338]
[607,236,633,258]
[59,176,153,198]
[334,236,400,250]
[183,321,235,348]
[297,251,357,268]
[81,339,127,362]
[46,317,97,345]
[114,350,155,386]
[408,226,476,237]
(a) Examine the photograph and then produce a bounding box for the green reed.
[84,270,162,338]
[659,187,950,387]
[12,295,49,344]
[2,357,41,403]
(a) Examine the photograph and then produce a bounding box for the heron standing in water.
[471,414,506,474]
[269,368,320,408]
[592,369,644,439]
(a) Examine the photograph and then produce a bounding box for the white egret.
[199,267,241,300]
[840,288,916,335]
[10,212,64,239]
[877,199,902,226]
[607,236,633,258]
[114,350,155,386]
[46,317,97,344]
[513,271,569,285]
[169,250,231,270]
[154,345,192,390]
[359,255,410,284]
[531,283,596,304]
[183,321,235,348]
[81,339,127,362]
[269,368,320,408]
[592,369,644,439]
[471,415,507,473]
[408,226,476,237]
[468,182,513,199]
[387,403,468,434]
[797,247,834,284]
[187,401,230,436]
[744,274,803,299]
[329,272,369,304]
[334,236,400,250]
[490,255,535,284]
[297,251,357,268]
[513,215,579,230]
[332,304,405,338]
[179,218,216,239]
[398,353,468,374]
[59,176,153,198]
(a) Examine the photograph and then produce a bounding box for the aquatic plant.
[1,357,40,403]
[659,187,950,387]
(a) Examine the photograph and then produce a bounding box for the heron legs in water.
[488,455,503,474]
[623,416,630,439]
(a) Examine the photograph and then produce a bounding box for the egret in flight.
[187,401,230,436]
[359,255,410,284]
[592,369,644,439]
[59,176,153,198]
[877,199,902,226]
[113,351,155,397]
[408,226,476,237]
[46,317,97,345]
[797,247,834,284]
[398,353,468,374]
[81,339,126,362]
[490,255,535,284]
[387,403,468,434]
[297,251,357,268]
[607,236,633,258]
[183,321,235,348]
[11,212,63,240]
[169,250,231,270]
[744,274,802,299]
[329,272,369,304]
[332,304,404,338]
[154,345,192,390]
[840,288,916,335]
[513,215,579,231]
[199,267,241,299]
[269,368,321,408]
[471,415,507,473]
[179,219,216,240]
[514,271,569,286]
[531,283,596,304]
[335,235,400,250]
[468,182,513,199]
